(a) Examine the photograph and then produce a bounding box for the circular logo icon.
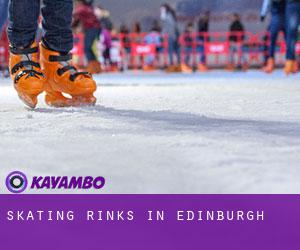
[6,171,28,194]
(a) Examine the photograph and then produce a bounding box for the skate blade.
[45,94,96,108]
[71,96,97,107]
[18,93,37,109]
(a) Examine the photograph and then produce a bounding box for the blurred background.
[97,0,264,32]
[0,0,299,75]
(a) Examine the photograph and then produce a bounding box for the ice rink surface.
[0,70,300,194]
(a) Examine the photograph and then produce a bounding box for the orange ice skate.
[284,60,297,75]
[165,65,177,73]
[87,60,102,74]
[9,43,45,108]
[181,63,193,73]
[225,64,235,71]
[40,43,97,107]
[263,58,275,73]
[198,63,208,72]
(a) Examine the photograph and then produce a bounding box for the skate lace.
[10,46,44,84]
[50,54,91,81]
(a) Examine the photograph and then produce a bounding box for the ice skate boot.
[263,58,275,73]
[225,64,235,71]
[198,63,208,72]
[87,60,102,74]
[284,60,296,75]
[165,65,177,73]
[181,63,193,73]
[143,65,155,71]
[40,43,97,107]
[242,63,249,71]
[9,43,45,108]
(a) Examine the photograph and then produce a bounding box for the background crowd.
[0,0,300,75]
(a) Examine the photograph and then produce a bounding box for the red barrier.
[1,30,299,71]
[179,31,266,68]
[205,42,229,54]
[0,29,9,70]
[118,32,168,70]
[131,44,156,56]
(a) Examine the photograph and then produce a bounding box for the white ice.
[0,71,300,194]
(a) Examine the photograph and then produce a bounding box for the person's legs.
[183,47,189,65]
[285,1,300,60]
[85,28,102,74]
[240,43,248,70]
[168,37,174,65]
[181,47,192,73]
[200,48,206,64]
[41,0,73,53]
[84,28,98,62]
[175,40,181,65]
[7,0,40,48]
[268,3,285,59]
[0,0,8,34]
[264,2,285,73]
[230,44,237,66]
[197,37,208,71]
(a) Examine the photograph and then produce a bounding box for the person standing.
[160,3,181,72]
[197,11,210,72]
[261,0,286,73]
[73,0,102,74]
[181,22,194,73]
[227,13,247,71]
[284,0,300,74]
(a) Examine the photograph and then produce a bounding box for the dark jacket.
[198,18,209,33]
[73,3,101,30]
[229,20,245,42]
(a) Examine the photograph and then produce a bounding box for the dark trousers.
[197,37,206,64]
[0,0,8,33]
[7,0,73,53]
[84,28,100,62]
[168,37,181,65]
[285,0,300,60]
[268,1,286,58]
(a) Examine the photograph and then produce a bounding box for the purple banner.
[0,195,299,249]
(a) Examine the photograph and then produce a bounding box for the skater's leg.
[284,0,300,74]
[263,2,285,73]
[285,1,300,61]
[268,4,285,59]
[168,37,174,65]
[84,28,98,62]
[184,47,189,65]
[7,0,44,108]
[175,40,181,65]
[40,0,97,107]
[41,0,73,53]
[7,0,40,48]
[85,27,101,74]
[229,44,237,66]
[197,37,208,72]
[181,47,192,73]
[0,0,8,34]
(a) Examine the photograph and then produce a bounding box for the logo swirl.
[6,171,28,194]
